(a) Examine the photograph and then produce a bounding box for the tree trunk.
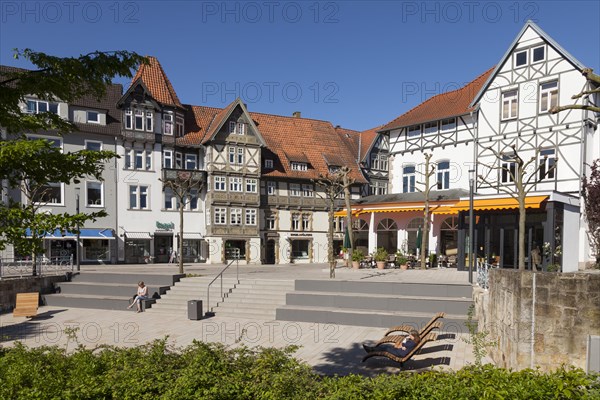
[343,173,354,258]
[178,198,185,274]
[328,197,336,279]
[518,193,526,270]
[421,155,431,270]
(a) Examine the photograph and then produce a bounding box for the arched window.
[440,216,458,231]
[353,219,369,231]
[377,218,398,231]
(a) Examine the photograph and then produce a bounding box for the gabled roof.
[379,68,493,132]
[357,126,383,163]
[129,56,183,108]
[470,20,588,107]
[200,98,266,146]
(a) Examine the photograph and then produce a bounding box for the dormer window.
[87,111,100,124]
[407,125,421,137]
[441,118,456,131]
[134,110,144,130]
[329,166,340,173]
[229,121,246,135]
[423,121,437,134]
[291,162,308,171]
[163,113,173,135]
[26,99,59,114]
[264,159,273,169]
[176,115,184,137]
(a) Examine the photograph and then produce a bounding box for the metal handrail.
[476,260,497,290]
[0,255,73,280]
[206,253,240,315]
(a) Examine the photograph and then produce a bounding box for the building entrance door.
[265,240,276,264]
[154,234,173,263]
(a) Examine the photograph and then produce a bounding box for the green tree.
[582,159,600,268]
[0,49,145,274]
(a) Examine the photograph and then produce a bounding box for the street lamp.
[75,187,81,272]
[468,169,475,284]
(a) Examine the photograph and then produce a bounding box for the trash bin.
[187,300,203,320]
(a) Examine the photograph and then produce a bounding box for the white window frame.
[33,182,64,205]
[531,45,546,64]
[266,214,276,230]
[214,207,227,225]
[87,110,100,124]
[86,181,104,207]
[302,184,313,197]
[163,150,173,169]
[245,209,257,225]
[163,113,173,135]
[85,140,102,151]
[134,109,144,131]
[176,115,184,136]
[423,121,438,135]
[267,181,277,196]
[230,208,242,225]
[502,90,518,120]
[436,161,451,190]
[229,147,236,164]
[175,152,183,169]
[539,148,556,180]
[214,176,226,191]
[245,178,257,193]
[539,81,559,113]
[236,147,244,165]
[145,111,153,132]
[264,159,273,169]
[229,177,243,192]
[129,185,149,210]
[188,189,199,210]
[501,154,516,184]
[163,188,176,210]
[291,214,301,231]
[514,50,527,68]
[302,214,311,231]
[290,183,301,197]
[407,125,421,137]
[125,108,132,129]
[291,162,307,171]
[440,118,456,132]
[26,99,58,115]
[185,154,197,170]
[403,165,416,193]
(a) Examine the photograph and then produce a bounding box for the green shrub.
[1,341,598,399]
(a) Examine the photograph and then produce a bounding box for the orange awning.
[450,195,548,212]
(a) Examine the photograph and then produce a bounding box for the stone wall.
[477,269,600,371]
[0,275,66,314]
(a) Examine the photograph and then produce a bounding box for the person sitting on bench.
[363,330,421,358]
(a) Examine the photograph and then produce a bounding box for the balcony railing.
[210,192,260,204]
[162,168,207,184]
[261,195,341,209]
[121,130,155,142]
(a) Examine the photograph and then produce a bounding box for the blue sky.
[1,1,598,131]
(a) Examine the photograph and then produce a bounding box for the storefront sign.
[156,221,175,230]
[290,233,312,237]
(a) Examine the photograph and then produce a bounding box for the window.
[229,177,243,192]
[85,141,102,151]
[163,150,173,169]
[214,208,227,224]
[291,214,300,231]
[441,118,456,131]
[237,148,244,164]
[370,181,387,195]
[33,182,62,204]
[437,161,450,190]
[371,154,379,170]
[86,181,103,206]
[230,208,242,225]
[163,113,173,135]
[135,150,144,169]
[291,162,307,171]
[129,185,149,210]
[302,214,310,231]
[291,240,310,259]
[229,147,236,164]
[264,159,273,169]
[423,121,437,134]
[229,147,244,165]
[539,81,558,113]
[290,183,301,197]
[26,99,58,114]
[229,121,246,135]
[501,154,516,183]
[246,178,257,193]
[145,151,152,170]
[125,149,132,169]
[245,209,257,225]
[515,50,527,67]
[134,110,144,130]
[87,111,100,124]
[125,149,152,170]
[267,181,277,195]
[407,125,421,137]
[164,188,176,210]
[502,90,518,120]
[189,189,199,210]
[403,165,416,193]
[185,154,197,170]
[372,154,388,171]
[539,149,556,180]
[266,214,276,230]
[176,115,184,136]
[125,109,132,129]
[302,184,313,197]
[214,176,226,191]
[175,152,183,169]
[532,45,545,63]
[146,111,153,132]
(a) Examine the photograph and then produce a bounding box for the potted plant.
[351,249,364,269]
[374,247,388,269]
[396,251,408,270]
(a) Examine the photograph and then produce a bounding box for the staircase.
[276,280,473,328]
[147,276,239,316]
[43,272,184,311]
[214,279,295,320]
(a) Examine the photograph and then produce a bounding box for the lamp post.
[468,169,475,284]
[75,187,81,272]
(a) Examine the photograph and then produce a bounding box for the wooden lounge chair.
[13,292,39,318]
[375,320,443,346]
[362,332,438,368]
[384,312,445,336]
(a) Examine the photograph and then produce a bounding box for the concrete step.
[294,280,473,298]
[72,272,185,285]
[42,293,146,312]
[55,282,169,298]
[285,291,472,315]
[214,309,276,320]
[275,305,468,328]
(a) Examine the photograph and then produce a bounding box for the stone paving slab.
[1,305,488,376]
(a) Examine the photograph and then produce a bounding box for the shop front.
[179,233,206,262]
[124,232,152,264]
[25,228,115,263]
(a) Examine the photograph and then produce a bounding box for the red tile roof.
[379,68,494,132]
[131,56,183,108]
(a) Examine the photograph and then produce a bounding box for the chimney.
[335,125,341,129]
[293,111,301,118]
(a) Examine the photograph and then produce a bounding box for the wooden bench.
[13,292,39,318]
[362,332,438,369]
